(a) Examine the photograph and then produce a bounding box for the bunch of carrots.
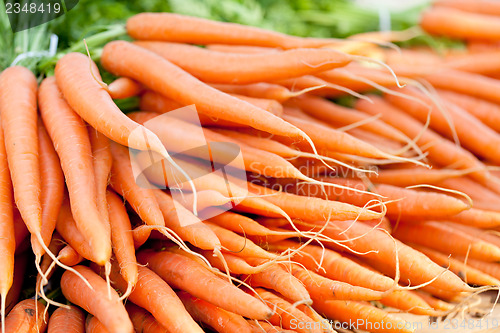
[3,1,500,332]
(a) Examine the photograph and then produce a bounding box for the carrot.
[127,13,340,49]
[297,177,469,218]
[438,89,500,132]
[243,258,310,303]
[101,41,307,140]
[106,261,203,333]
[288,95,411,143]
[313,299,413,333]
[247,181,383,221]
[355,96,500,192]
[126,303,169,333]
[107,77,142,99]
[209,82,301,103]
[444,50,500,75]
[450,257,500,281]
[4,299,47,333]
[366,167,468,187]
[446,208,500,228]
[270,218,471,292]
[13,211,29,254]
[267,240,394,292]
[392,221,500,262]
[61,265,133,333]
[290,265,383,301]
[106,190,138,294]
[421,7,500,41]
[178,191,231,213]
[205,222,276,260]
[137,249,273,320]
[139,90,248,128]
[0,117,14,331]
[88,128,112,231]
[48,306,85,333]
[424,69,500,105]
[380,290,438,316]
[56,198,105,263]
[386,87,500,163]
[413,291,455,312]
[434,0,500,16]
[0,67,46,256]
[410,243,500,286]
[254,288,322,333]
[207,211,296,237]
[54,52,175,164]
[177,291,253,333]
[154,189,221,251]
[36,120,64,258]
[109,142,164,227]
[58,245,84,267]
[134,41,350,84]
[86,315,109,333]
[39,76,111,265]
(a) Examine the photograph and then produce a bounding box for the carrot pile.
[4,2,500,332]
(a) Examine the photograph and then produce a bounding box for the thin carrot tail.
[35,233,93,291]
[118,282,133,302]
[105,261,112,300]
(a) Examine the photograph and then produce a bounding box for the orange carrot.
[267,240,394,292]
[58,245,84,267]
[88,128,112,233]
[126,303,169,333]
[313,299,412,333]
[107,262,203,333]
[134,41,350,84]
[39,76,111,265]
[5,299,47,333]
[55,52,173,162]
[421,7,500,41]
[244,258,310,303]
[438,89,500,132]
[109,142,164,227]
[290,265,383,301]
[101,41,306,139]
[137,249,273,320]
[127,13,340,49]
[0,67,45,256]
[447,208,500,228]
[366,167,467,187]
[36,120,65,259]
[154,189,221,251]
[177,291,253,333]
[410,243,500,286]
[107,77,142,99]
[48,306,85,333]
[414,291,455,312]
[106,190,138,292]
[61,265,133,333]
[0,117,14,330]
[392,221,500,262]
